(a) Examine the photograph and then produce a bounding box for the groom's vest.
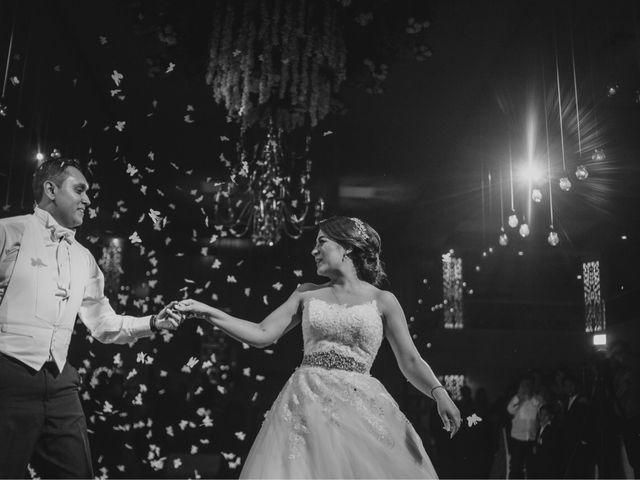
[0,214,90,371]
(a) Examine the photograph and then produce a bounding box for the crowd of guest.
[422,340,640,479]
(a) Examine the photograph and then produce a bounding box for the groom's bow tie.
[50,225,76,244]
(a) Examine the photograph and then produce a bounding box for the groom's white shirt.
[0,207,152,371]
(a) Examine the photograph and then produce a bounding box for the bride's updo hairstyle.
[318,216,387,286]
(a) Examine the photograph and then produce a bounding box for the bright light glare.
[593,334,607,346]
[520,163,545,183]
[35,152,44,161]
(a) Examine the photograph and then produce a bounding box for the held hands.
[154,301,185,330]
[433,387,462,438]
[173,298,225,323]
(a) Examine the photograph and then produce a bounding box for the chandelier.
[205,0,348,245]
[213,124,324,246]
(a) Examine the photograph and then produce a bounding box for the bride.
[175,216,461,478]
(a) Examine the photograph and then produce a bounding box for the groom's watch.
[150,314,159,332]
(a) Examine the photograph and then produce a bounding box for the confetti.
[126,163,138,176]
[466,413,483,427]
[129,231,142,244]
[111,70,123,86]
[202,415,214,427]
[185,356,199,369]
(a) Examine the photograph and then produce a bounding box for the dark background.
[0,0,638,477]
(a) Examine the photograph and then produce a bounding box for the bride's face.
[311,230,346,276]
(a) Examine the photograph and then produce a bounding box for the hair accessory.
[350,217,369,241]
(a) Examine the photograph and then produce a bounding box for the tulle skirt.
[240,365,438,479]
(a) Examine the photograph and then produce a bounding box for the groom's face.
[49,167,91,228]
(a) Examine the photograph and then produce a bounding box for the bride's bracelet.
[430,385,446,399]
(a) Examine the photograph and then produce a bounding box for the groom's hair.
[32,157,83,202]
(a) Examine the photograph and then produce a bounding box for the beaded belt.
[301,350,368,374]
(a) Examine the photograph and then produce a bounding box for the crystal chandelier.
[205,0,348,245]
[213,124,324,246]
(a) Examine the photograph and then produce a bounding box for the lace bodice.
[301,297,384,372]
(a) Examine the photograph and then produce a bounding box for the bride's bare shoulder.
[296,282,331,296]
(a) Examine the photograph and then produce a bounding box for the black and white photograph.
[0,0,639,478]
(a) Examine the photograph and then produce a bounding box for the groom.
[0,157,182,478]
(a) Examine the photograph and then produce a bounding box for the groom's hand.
[155,301,184,330]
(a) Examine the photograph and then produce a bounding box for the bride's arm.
[175,286,306,348]
[379,290,462,437]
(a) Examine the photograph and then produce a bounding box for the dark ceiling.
[1,0,639,325]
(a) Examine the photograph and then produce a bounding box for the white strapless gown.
[240,298,438,479]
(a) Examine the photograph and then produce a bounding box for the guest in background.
[530,404,562,478]
[608,341,640,478]
[562,374,595,479]
[506,377,541,478]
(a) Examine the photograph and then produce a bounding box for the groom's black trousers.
[0,353,93,479]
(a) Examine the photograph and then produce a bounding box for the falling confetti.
[466,413,483,427]
[111,70,123,86]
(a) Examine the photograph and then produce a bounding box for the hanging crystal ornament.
[532,189,543,203]
[575,165,589,180]
[591,148,606,162]
[519,223,530,238]
[499,231,509,246]
[508,214,519,228]
[606,82,619,97]
[0,101,7,117]
[547,230,559,246]
[213,124,323,246]
[559,177,572,191]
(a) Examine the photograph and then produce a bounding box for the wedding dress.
[240,297,438,479]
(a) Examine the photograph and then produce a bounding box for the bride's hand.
[434,388,462,438]
[174,298,224,322]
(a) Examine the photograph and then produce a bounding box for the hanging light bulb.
[547,231,559,246]
[499,232,509,246]
[575,165,589,180]
[591,148,606,162]
[532,189,543,203]
[559,177,572,191]
[508,214,519,228]
[50,148,61,159]
[519,223,530,238]
[35,152,44,161]
[0,101,7,117]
